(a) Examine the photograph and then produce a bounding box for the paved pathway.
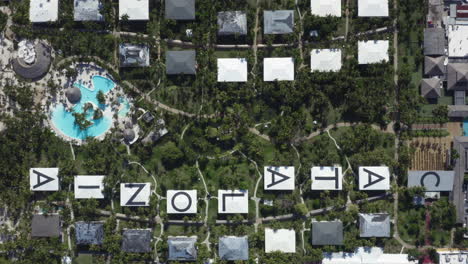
[117,31,293,49]
[44,4,407,256]
[251,0,260,77]
[389,0,418,251]
[345,0,350,39]
[128,161,161,199]
[196,160,212,251]
[238,151,263,232]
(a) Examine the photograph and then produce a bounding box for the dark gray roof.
[453,136,468,224]
[166,50,196,75]
[165,0,195,20]
[359,213,390,237]
[12,41,52,81]
[142,112,154,123]
[119,44,150,67]
[218,236,248,261]
[424,56,445,76]
[123,129,135,142]
[31,214,60,237]
[264,10,294,35]
[74,0,104,21]
[125,120,133,129]
[424,28,446,56]
[449,105,468,117]
[447,63,468,90]
[66,87,82,104]
[311,221,343,245]
[217,11,247,36]
[455,90,466,105]
[168,236,197,261]
[421,78,441,99]
[75,221,104,245]
[122,229,152,253]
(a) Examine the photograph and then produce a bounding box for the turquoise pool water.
[464,120,468,136]
[118,97,130,117]
[51,76,118,140]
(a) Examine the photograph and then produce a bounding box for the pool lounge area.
[50,74,131,141]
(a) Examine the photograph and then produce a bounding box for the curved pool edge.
[92,75,117,93]
[48,70,131,144]
[48,111,116,145]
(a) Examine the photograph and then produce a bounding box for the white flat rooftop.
[263,57,294,81]
[30,168,59,191]
[310,49,342,72]
[167,190,198,214]
[74,175,105,199]
[74,0,104,21]
[120,183,151,206]
[358,166,390,190]
[358,40,389,64]
[217,58,248,82]
[264,166,295,190]
[311,0,341,17]
[323,247,417,264]
[265,228,296,253]
[438,250,468,264]
[358,0,389,17]
[119,0,149,20]
[311,166,343,190]
[448,25,468,58]
[218,190,248,214]
[30,0,59,23]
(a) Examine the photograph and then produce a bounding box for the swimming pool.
[464,120,468,136]
[51,75,119,140]
[118,97,130,117]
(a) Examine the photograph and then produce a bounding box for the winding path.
[128,161,161,199]
[238,151,263,232]
[196,160,212,251]
[117,31,293,49]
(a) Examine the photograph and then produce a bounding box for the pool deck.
[48,63,132,145]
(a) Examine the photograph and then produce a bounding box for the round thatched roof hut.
[12,40,52,81]
[65,87,82,104]
[123,129,135,142]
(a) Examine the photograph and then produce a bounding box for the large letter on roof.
[120,183,150,206]
[30,168,59,191]
[407,171,454,191]
[264,166,295,190]
[167,190,197,214]
[311,166,342,190]
[74,175,105,199]
[358,166,390,190]
[218,190,248,214]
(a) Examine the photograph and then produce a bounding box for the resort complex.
[0,0,467,263]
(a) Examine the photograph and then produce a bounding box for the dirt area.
[409,122,462,170]
[428,0,444,28]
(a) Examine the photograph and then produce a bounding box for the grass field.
[74,254,92,264]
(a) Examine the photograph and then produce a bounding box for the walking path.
[425,202,431,246]
[196,160,212,251]
[251,0,260,78]
[128,161,161,199]
[238,151,263,232]
[389,0,416,251]
[345,0,350,39]
[9,2,410,258]
[300,122,395,142]
[117,31,293,49]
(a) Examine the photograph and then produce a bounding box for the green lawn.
[74,254,93,264]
